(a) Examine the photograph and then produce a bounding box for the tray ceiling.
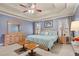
[0,3,78,21]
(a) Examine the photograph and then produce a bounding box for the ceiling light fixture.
[28,9,34,14]
[20,3,42,14]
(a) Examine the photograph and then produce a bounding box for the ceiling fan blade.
[19,4,27,8]
[23,10,28,13]
[36,9,42,12]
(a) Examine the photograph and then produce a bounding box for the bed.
[27,29,58,50]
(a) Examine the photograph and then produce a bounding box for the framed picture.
[44,20,53,28]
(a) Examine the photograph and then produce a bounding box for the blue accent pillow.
[48,31,57,36]
[48,32,53,36]
[40,32,45,35]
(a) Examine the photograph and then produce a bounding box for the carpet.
[38,43,75,56]
[50,44,75,56]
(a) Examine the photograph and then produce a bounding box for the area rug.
[15,48,27,55]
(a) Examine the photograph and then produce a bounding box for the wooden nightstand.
[59,36,66,44]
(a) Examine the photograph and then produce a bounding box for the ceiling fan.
[19,3,42,13]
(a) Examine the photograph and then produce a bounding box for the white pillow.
[45,31,48,35]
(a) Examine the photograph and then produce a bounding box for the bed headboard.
[42,28,55,32]
[41,28,58,35]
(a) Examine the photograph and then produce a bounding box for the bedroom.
[0,3,79,56]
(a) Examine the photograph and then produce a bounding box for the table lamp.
[71,21,79,37]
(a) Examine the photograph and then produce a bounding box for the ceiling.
[0,3,78,21]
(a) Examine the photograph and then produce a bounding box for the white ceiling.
[0,3,78,21]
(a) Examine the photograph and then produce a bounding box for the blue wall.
[34,17,70,37]
[0,14,33,43]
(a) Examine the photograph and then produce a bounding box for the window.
[35,22,41,34]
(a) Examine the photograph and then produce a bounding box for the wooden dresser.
[4,32,25,46]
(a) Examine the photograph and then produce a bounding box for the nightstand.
[59,36,66,44]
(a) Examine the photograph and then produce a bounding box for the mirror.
[7,22,20,33]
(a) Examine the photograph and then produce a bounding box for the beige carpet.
[50,44,75,56]
[31,44,75,56]
[36,43,75,56]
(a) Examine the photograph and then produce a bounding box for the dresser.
[4,32,25,46]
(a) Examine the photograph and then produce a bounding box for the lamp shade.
[71,21,79,31]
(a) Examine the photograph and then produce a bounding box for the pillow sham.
[40,32,45,35]
[40,31,49,35]
[48,31,57,36]
[48,32,53,36]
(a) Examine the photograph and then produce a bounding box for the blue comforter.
[27,35,58,49]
